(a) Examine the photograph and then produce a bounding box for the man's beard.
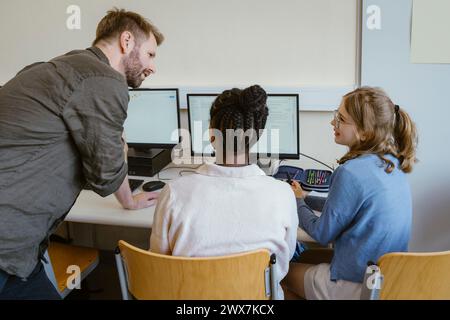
[123,47,145,88]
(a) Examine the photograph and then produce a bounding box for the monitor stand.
[257,158,280,176]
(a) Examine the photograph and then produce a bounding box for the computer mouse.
[142,181,166,192]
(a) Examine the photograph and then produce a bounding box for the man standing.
[0,9,164,299]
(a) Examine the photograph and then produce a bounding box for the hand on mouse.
[291,180,309,199]
[130,192,160,209]
[115,176,160,210]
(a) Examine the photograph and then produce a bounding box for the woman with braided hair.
[283,87,418,300]
[209,85,269,165]
[150,85,298,299]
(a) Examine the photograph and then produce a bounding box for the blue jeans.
[0,262,61,300]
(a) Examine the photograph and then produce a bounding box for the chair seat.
[47,242,99,294]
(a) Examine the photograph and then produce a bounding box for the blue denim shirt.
[297,154,412,283]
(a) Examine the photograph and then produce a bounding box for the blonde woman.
[283,87,418,300]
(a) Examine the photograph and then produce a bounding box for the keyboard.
[83,179,144,192]
[128,179,144,192]
[273,165,332,193]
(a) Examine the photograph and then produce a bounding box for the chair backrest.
[115,240,276,300]
[45,242,99,298]
[377,251,450,300]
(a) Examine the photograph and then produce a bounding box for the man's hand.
[128,192,159,210]
[114,175,160,210]
[291,180,309,199]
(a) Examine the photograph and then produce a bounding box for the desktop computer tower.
[127,148,172,177]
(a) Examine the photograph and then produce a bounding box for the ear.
[119,31,135,54]
[358,131,367,142]
[352,126,365,143]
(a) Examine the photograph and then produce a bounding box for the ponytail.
[394,108,418,173]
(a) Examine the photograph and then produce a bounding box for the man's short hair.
[93,8,164,46]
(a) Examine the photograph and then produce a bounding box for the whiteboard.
[0,0,358,110]
[410,0,450,64]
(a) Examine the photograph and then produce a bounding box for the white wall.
[0,0,357,87]
[362,0,450,252]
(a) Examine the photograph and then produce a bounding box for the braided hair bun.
[238,85,268,114]
[209,85,269,160]
[210,84,269,132]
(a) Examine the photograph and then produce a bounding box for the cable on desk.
[299,152,335,171]
[156,173,172,181]
[161,164,202,173]
[179,170,197,176]
[157,165,202,181]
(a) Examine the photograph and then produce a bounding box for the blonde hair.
[93,8,164,46]
[338,87,418,173]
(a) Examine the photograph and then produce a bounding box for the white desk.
[66,190,156,228]
[65,165,192,228]
[65,163,326,243]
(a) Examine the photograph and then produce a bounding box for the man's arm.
[62,76,130,197]
[114,131,159,209]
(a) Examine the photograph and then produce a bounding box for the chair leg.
[114,248,131,300]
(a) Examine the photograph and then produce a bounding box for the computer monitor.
[124,88,180,150]
[187,93,299,159]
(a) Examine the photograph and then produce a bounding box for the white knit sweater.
[150,163,298,299]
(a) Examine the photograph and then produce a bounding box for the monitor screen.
[124,89,180,149]
[187,93,299,159]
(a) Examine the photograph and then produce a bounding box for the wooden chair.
[44,242,99,298]
[115,240,278,300]
[361,251,450,300]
